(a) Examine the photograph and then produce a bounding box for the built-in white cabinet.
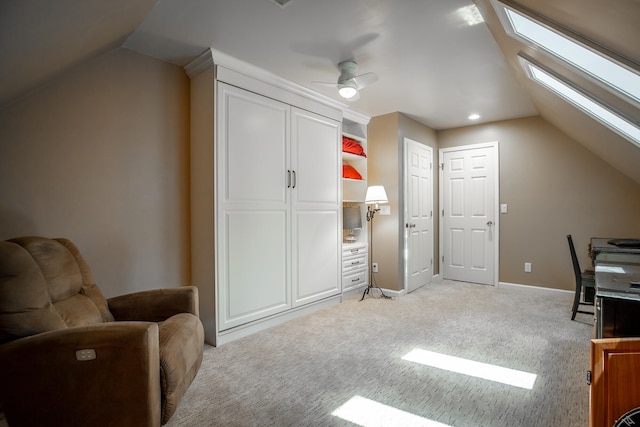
[217,82,342,333]
[342,243,368,293]
[341,118,368,204]
[341,114,369,255]
[188,50,370,345]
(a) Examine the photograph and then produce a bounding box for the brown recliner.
[0,236,204,426]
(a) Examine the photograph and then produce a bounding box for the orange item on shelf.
[342,136,366,157]
[342,164,362,180]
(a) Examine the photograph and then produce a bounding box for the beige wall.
[438,116,640,290]
[368,112,438,291]
[0,48,191,298]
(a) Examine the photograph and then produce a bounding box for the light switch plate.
[501,204,508,214]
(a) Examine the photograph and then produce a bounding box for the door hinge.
[442,255,444,263]
[442,209,444,217]
[440,163,444,171]
[586,370,592,385]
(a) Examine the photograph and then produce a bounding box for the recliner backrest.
[0,236,114,344]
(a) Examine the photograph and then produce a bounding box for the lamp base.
[360,283,393,301]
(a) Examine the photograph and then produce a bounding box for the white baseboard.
[374,274,443,298]
[376,287,405,299]
[214,295,341,346]
[342,285,368,300]
[499,281,573,296]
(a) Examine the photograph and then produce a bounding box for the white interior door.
[404,138,433,293]
[440,143,498,286]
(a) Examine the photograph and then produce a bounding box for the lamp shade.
[343,206,362,229]
[365,185,388,204]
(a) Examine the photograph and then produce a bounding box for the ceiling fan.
[312,60,378,101]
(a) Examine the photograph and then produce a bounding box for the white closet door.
[290,108,341,306]
[441,144,497,285]
[217,83,291,330]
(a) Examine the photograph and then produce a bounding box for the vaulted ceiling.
[1,0,638,183]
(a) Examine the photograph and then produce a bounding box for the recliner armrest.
[108,286,200,322]
[0,322,161,427]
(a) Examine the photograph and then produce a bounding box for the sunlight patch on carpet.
[402,349,537,390]
[332,395,451,427]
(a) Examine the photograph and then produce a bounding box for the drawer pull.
[350,249,360,253]
[351,261,361,265]
[351,277,361,282]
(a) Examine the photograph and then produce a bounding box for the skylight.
[491,0,640,147]
[519,55,640,148]
[504,7,640,102]
[492,0,640,105]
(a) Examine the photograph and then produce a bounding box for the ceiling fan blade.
[311,81,340,88]
[354,72,378,89]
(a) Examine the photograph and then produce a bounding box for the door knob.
[487,221,493,226]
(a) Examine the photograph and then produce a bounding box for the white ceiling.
[1,0,538,130]
[123,0,538,129]
[2,0,639,182]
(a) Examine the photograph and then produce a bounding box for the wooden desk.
[594,261,640,338]
[591,237,640,265]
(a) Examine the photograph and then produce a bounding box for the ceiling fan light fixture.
[338,80,358,99]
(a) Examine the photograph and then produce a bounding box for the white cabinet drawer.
[342,253,367,271]
[343,269,367,291]
[343,245,366,257]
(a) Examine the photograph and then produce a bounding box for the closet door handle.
[292,170,297,189]
[287,170,291,188]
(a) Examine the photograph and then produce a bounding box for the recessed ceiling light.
[468,113,481,120]
[270,0,292,8]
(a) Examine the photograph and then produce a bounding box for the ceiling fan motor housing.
[338,60,358,84]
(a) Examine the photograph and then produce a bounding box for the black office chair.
[567,234,596,320]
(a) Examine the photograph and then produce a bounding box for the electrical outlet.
[525,262,532,273]
[372,262,379,273]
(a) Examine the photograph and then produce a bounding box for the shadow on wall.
[0,209,38,240]
[0,210,133,299]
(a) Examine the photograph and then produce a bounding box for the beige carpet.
[166,279,593,427]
